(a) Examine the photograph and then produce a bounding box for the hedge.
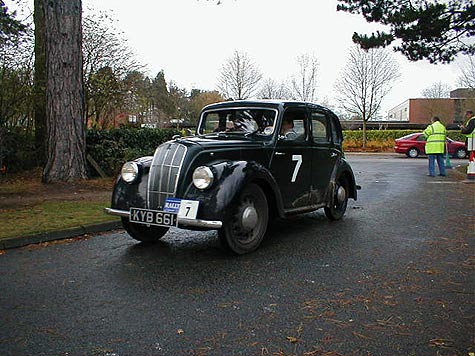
[0,129,38,172]
[86,128,180,176]
[343,130,466,142]
[1,128,469,175]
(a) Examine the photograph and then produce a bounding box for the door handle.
[275,152,286,156]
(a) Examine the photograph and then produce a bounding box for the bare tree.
[458,56,475,89]
[421,81,452,98]
[82,9,142,127]
[291,53,319,102]
[42,0,86,182]
[0,10,33,170]
[419,82,453,121]
[335,45,400,148]
[258,78,291,100]
[217,50,262,99]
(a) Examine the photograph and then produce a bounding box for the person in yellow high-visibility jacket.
[423,116,446,177]
[460,110,475,153]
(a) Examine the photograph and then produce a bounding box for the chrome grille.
[147,142,187,209]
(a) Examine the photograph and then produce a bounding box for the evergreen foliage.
[337,0,475,63]
[86,128,181,176]
[0,0,26,45]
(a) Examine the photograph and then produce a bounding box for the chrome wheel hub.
[336,186,346,204]
[241,205,258,232]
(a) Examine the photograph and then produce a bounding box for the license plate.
[129,208,178,227]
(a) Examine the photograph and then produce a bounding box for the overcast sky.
[9,0,468,116]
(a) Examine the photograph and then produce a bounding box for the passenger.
[281,117,297,139]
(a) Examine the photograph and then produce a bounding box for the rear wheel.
[218,183,269,255]
[406,147,419,158]
[454,147,467,159]
[121,217,169,243]
[324,175,349,221]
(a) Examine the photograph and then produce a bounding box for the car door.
[416,134,427,154]
[269,107,312,210]
[309,110,338,205]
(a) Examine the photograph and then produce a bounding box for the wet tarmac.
[0,154,473,355]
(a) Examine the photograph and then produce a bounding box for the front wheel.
[121,217,169,243]
[454,147,467,159]
[218,183,269,255]
[324,175,349,221]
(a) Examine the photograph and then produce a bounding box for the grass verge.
[0,200,119,240]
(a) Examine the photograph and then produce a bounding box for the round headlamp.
[192,166,214,190]
[121,162,139,183]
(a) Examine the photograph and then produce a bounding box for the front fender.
[110,156,153,211]
[183,161,284,222]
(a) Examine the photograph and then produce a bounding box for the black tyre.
[218,183,269,255]
[121,217,169,243]
[324,175,349,221]
[406,147,419,158]
[454,147,467,159]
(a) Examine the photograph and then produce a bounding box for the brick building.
[387,88,475,126]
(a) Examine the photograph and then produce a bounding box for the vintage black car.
[105,100,359,254]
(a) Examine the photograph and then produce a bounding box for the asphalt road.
[1,154,474,356]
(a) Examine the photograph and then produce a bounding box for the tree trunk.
[362,115,367,150]
[42,0,87,183]
[33,0,46,166]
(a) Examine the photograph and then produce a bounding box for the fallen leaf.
[352,331,371,340]
[429,338,453,347]
[286,336,298,343]
[303,350,321,355]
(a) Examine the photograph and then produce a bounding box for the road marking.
[426,181,460,184]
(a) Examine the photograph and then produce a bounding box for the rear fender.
[331,158,358,201]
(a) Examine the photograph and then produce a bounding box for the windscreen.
[197,108,277,139]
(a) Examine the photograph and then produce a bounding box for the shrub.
[1,129,38,172]
[342,130,466,151]
[86,128,180,176]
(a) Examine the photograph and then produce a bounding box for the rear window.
[399,133,418,140]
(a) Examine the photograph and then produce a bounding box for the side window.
[202,113,219,134]
[330,116,342,145]
[280,108,307,142]
[311,112,329,143]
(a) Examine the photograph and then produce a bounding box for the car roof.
[202,99,332,113]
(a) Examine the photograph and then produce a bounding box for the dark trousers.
[428,154,446,176]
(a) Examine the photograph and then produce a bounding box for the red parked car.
[394,133,467,158]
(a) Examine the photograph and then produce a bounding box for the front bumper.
[104,208,223,229]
